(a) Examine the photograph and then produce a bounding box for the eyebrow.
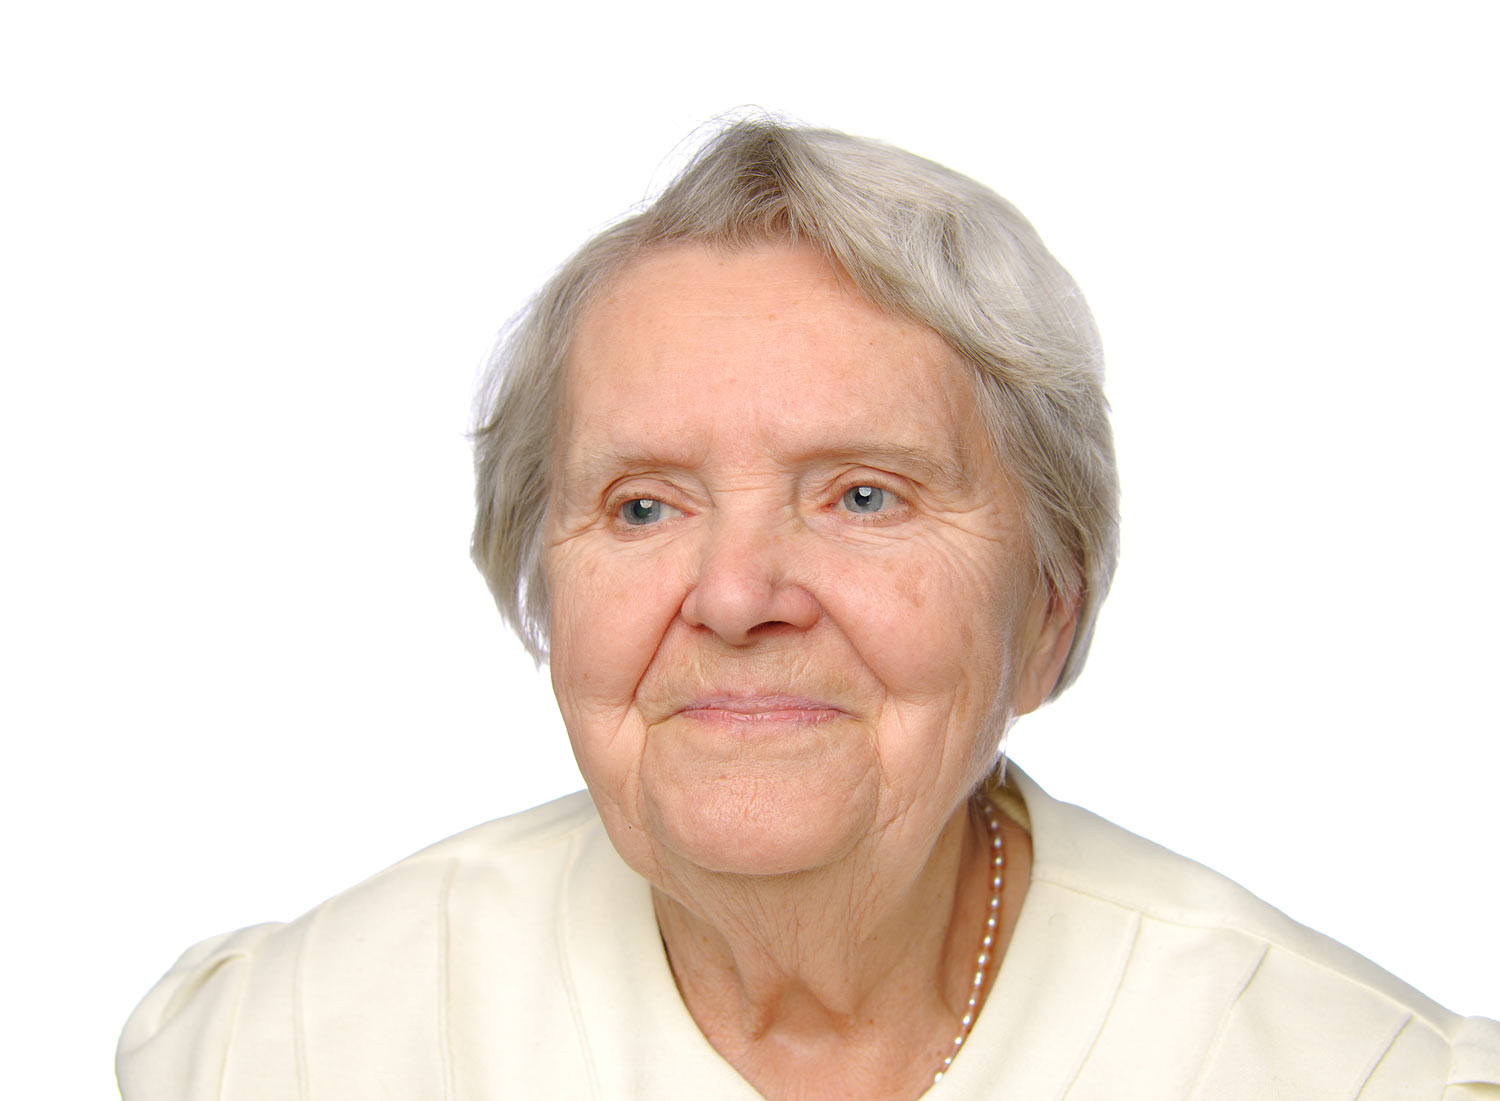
[558,439,978,494]
[815,442,976,489]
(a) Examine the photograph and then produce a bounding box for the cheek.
[546,541,687,718]
[824,540,1015,704]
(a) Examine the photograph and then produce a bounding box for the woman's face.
[544,242,1074,882]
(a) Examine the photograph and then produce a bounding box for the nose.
[679,517,820,645]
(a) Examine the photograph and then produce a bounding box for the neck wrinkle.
[650,798,996,1072]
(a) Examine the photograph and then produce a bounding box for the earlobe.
[1013,586,1080,717]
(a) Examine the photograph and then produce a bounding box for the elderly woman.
[119,121,1498,1099]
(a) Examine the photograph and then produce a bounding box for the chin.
[640,772,878,878]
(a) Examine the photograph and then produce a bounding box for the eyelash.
[832,479,908,521]
[604,477,910,529]
[611,495,681,527]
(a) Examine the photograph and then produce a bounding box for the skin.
[544,241,1077,1099]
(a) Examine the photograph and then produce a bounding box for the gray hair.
[472,119,1119,699]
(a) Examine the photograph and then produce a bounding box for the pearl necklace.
[932,796,1003,1086]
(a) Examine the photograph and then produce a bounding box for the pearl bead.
[932,795,1004,1084]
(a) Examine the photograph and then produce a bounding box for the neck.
[652,797,1028,1100]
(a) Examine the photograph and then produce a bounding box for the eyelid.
[830,467,909,498]
[829,474,911,519]
[605,482,690,527]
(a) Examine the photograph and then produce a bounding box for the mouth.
[675,694,848,726]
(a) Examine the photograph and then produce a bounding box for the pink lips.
[677,694,846,725]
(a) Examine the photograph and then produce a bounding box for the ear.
[1012,584,1080,717]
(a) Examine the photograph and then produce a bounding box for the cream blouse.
[118,768,1500,1099]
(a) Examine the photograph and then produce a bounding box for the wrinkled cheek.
[546,548,684,732]
[844,549,1010,698]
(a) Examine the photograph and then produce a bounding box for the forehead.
[557,242,990,477]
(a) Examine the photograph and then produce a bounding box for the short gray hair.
[472,118,1118,699]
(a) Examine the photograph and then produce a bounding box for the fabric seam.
[1060,909,1143,1099]
[437,856,459,1101]
[555,832,604,1099]
[292,896,325,1101]
[1035,874,1452,1038]
[1183,939,1269,1099]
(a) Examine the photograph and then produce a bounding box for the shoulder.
[117,791,605,1100]
[1010,766,1500,1098]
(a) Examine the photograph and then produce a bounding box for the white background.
[4,2,1496,1095]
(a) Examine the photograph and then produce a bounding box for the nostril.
[749,619,793,635]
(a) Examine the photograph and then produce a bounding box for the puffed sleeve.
[1444,1016,1500,1099]
[116,923,290,1101]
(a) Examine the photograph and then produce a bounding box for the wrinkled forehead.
[554,241,991,462]
[558,241,978,423]
[569,240,896,370]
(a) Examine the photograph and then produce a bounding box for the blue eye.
[841,485,887,514]
[621,498,666,525]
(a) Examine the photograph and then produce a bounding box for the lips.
[675,694,847,725]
